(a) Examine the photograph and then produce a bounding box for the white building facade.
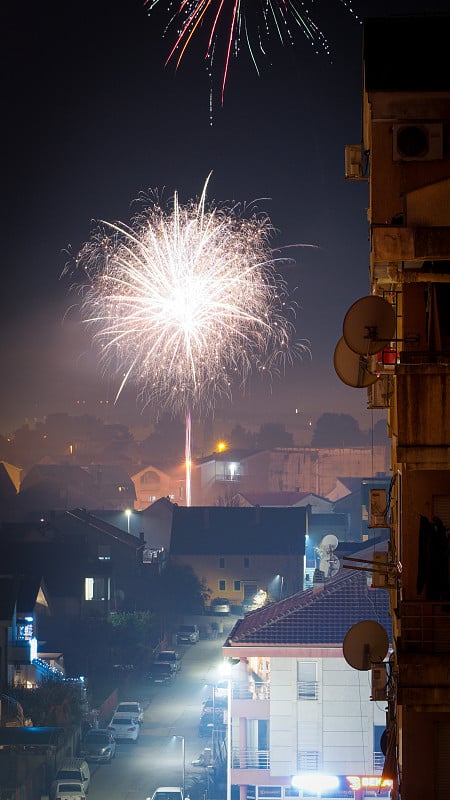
[223,571,392,800]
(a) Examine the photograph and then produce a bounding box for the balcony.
[8,640,33,665]
[233,682,270,701]
[372,225,450,266]
[394,363,450,459]
[231,748,270,769]
[397,601,450,707]
[399,601,450,654]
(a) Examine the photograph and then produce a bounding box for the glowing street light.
[125,508,132,534]
[173,735,185,794]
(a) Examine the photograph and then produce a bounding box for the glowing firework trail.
[75,175,306,504]
[145,0,359,103]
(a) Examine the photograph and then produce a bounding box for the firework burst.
[74,175,307,503]
[76,175,305,415]
[145,0,359,104]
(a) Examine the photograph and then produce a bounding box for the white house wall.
[264,653,385,780]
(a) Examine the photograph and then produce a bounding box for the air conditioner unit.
[367,375,393,409]
[393,122,443,161]
[371,663,388,702]
[345,144,366,180]
[369,488,388,528]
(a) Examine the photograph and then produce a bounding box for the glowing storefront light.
[292,774,339,793]
[346,775,393,791]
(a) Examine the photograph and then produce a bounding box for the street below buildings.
[85,616,236,800]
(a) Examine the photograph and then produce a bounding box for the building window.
[98,545,111,561]
[16,618,34,641]
[219,580,226,591]
[297,661,318,699]
[85,577,110,602]
[234,580,241,591]
[244,557,250,568]
[219,557,225,569]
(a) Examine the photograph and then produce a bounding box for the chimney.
[312,568,325,594]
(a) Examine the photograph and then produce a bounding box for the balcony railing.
[399,601,450,654]
[231,748,270,769]
[297,680,319,700]
[373,750,384,773]
[233,682,270,701]
[297,751,319,771]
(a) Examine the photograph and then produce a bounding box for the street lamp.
[125,508,132,534]
[173,735,185,795]
[222,658,239,800]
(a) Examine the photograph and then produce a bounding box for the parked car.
[108,715,140,742]
[155,650,181,672]
[176,624,200,643]
[51,780,86,800]
[148,787,185,800]
[114,700,144,724]
[54,760,90,794]
[147,661,174,683]
[210,598,231,615]
[80,729,116,763]
[202,697,227,713]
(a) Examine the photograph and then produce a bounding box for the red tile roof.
[227,570,391,646]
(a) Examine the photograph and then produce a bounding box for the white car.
[148,787,185,800]
[108,715,140,742]
[52,781,86,800]
[210,598,231,615]
[114,700,144,724]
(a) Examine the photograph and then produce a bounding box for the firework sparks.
[145,0,359,104]
[74,175,307,503]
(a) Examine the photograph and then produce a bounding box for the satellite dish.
[318,534,340,578]
[343,620,389,671]
[319,554,341,578]
[320,534,338,551]
[343,296,396,356]
[334,338,378,388]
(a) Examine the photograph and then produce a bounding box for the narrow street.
[86,617,236,800]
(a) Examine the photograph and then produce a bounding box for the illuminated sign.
[346,776,393,791]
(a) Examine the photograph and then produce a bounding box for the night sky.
[3,0,448,439]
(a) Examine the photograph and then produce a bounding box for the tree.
[108,611,158,666]
[311,413,367,447]
[149,562,210,618]
[256,422,294,449]
[140,414,185,467]
[372,418,390,445]
[228,424,256,450]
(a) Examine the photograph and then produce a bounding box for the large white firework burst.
[76,175,306,416]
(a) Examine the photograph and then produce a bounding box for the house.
[131,465,184,510]
[192,448,390,506]
[233,491,333,514]
[0,509,151,622]
[222,569,393,800]
[0,574,53,690]
[79,464,136,509]
[92,495,175,552]
[169,505,307,608]
[12,463,136,523]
